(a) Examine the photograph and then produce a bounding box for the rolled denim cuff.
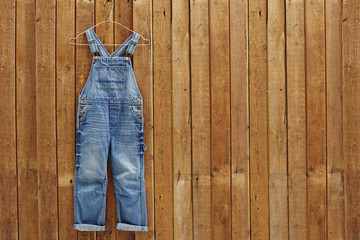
[73,223,106,231]
[116,223,148,232]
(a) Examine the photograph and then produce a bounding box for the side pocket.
[78,104,92,128]
[128,103,144,123]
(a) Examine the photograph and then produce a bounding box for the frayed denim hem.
[116,223,148,232]
[73,223,106,231]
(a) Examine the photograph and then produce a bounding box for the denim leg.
[74,105,110,231]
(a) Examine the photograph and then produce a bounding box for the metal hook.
[103,0,114,21]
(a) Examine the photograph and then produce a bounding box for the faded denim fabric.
[73,28,148,232]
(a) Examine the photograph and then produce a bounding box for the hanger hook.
[103,0,114,21]
[68,0,151,46]
[104,0,112,5]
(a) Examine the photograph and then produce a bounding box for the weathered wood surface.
[1,0,359,239]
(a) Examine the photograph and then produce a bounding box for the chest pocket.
[95,65,128,90]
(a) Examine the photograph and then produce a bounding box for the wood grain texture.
[75,0,96,238]
[172,0,192,239]
[0,0,17,239]
[35,0,58,239]
[56,0,77,239]
[305,0,327,239]
[249,0,269,239]
[153,0,174,239]
[326,0,345,239]
[285,0,307,239]
[133,0,154,239]
[190,0,211,239]
[229,0,250,239]
[268,0,288,239]
[343,0,360,239]
[35,0,59,239]
[16,0,38,238]
[209,0,231,239]
[5,0,360,238]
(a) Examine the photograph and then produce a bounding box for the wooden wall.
[1,0,359,239]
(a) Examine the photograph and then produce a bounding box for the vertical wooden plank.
[268,0,288,239]
[113,1,134,240]
[172,0,192,239]
[229,0,250,239]
[96,0,115,56]
[190,0,211,239]
[133,0,155,239]
[0,0,17,239]
[114,0,133,57]
[285,0,307,239]
[248,0,269,239]
[209,0,231,239]
[115,2,135,239]
[114,1,136,239]
[57,0,78,239]
[305,0,327,239]
[326,0,345,239]
[75,0,96,238]
[153,0,174,238]
[95,1,116,239]
[16,0,38,238]
[114,2,135,239]
[36,0,58,239]
[343,0,360,239]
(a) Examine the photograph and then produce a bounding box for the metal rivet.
[80,106,84,109]
[136,98,140,102]
[81,97,85,100]
[137,106,141,110]
[137,114,141,118]
[79,113,83,117]
[125,57,129,61]
[95,56,99,60]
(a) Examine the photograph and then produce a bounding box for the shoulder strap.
[111,32,141,57]
[126,32,141,56]
[85,28,110,57]
[85,29,100,56]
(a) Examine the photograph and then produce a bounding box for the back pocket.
[95,65,128,90]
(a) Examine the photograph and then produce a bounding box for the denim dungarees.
[73,27,148,232]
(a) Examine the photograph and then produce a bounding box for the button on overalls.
[73,27,148,232]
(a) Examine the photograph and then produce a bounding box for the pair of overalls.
[73,27,148,232]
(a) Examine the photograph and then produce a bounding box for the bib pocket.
[95,65,129,90]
